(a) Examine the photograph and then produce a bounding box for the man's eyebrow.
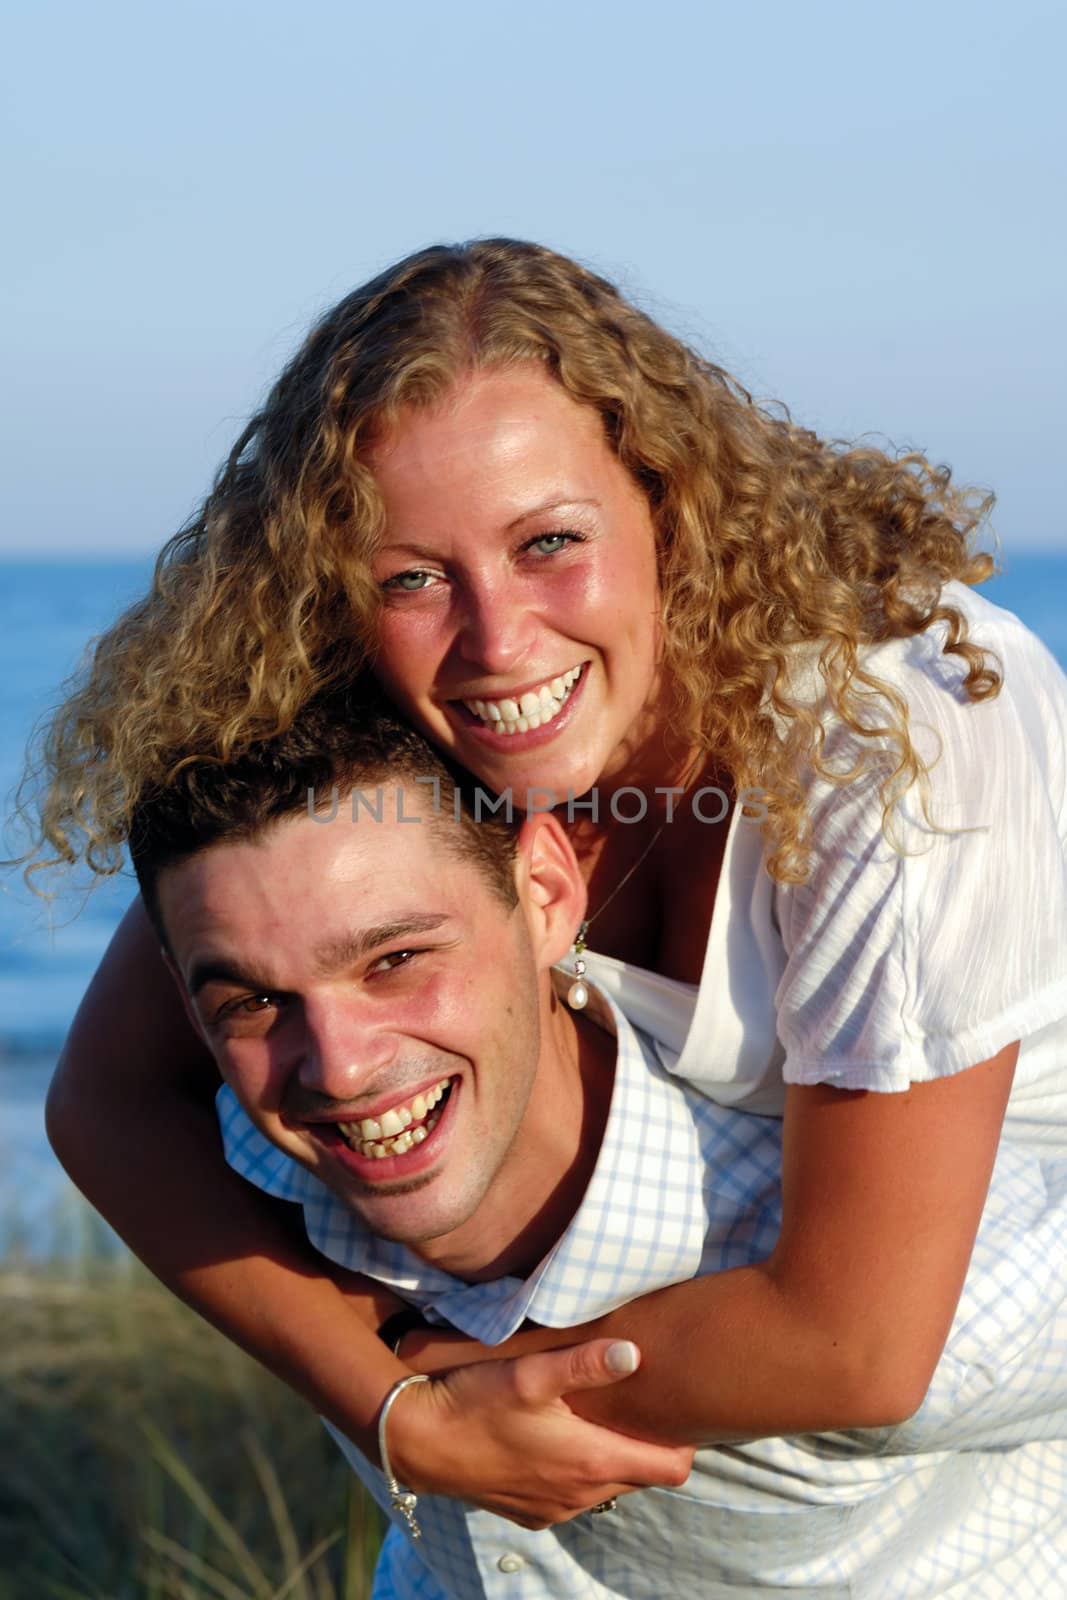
[186,915,453,998]
[312,914,453,975]
[506,497,600,530]
[188,958,270,999]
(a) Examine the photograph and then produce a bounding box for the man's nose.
[296,996,398,1105]
[455,578,537,675]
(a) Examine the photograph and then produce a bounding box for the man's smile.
[308,1075,462,1194]
[334,1075,453,1158]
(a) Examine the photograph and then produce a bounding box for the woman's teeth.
[463,667,581,735]
[336,1079,451,1159]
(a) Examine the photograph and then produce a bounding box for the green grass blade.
[241,1427,306,1596]
[139,1416,272,1595]
[268,1532,343,1600]
[37,1583,101,1600]
[142,1528,260,1600]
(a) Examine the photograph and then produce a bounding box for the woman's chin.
[456,737,606,814]
[382,684,621,812]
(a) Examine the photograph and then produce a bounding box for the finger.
[494,1469,691,1531]
[515,1420,692,1496]
[574,1440,694,1491]
[507,1339,642,1406]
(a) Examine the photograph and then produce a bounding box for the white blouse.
[583,582,1067,1150]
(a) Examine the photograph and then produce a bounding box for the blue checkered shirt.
[219,984,1067,1596]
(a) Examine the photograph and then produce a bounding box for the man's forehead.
[157,795,492,971]
[175,786,459,888]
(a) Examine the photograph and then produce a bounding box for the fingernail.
[605,1340,640,1375]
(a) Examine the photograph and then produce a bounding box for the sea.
[2,552,1066,1253]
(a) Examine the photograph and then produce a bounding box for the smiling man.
[143,702,615,1282]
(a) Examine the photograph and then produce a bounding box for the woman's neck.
[559,733,731,980]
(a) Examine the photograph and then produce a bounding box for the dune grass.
[0,1217,384,1600]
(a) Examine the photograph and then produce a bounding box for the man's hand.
[385,1339,694,1529]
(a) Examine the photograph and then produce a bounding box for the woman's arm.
[399,1045,1018,1448]
[47,898,692,1518]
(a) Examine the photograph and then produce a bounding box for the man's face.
[158,793,548,1255]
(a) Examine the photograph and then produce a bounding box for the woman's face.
[369,365,666,803]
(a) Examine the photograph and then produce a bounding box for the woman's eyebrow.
[375,538,445,560]
[506,497,600,530]
[378,499,601,556]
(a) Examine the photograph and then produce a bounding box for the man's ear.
[514,812,587,970]
[160,948,212,1050]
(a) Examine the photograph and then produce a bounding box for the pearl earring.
[567,919,589,1010]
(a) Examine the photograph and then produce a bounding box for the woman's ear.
[513,812,587,970]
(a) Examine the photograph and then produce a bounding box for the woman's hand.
[386,1339,694,1529]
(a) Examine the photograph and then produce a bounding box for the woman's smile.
[457,661,585,736]
[369,364,668,799]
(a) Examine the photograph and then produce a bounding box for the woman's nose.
[455,580,537,675]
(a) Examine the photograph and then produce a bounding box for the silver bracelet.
[378,1373,431,1539]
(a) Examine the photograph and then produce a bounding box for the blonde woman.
[37,241,1067,1592]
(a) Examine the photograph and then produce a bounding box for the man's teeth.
[464,667,581,734]
[336,1079,451,1159]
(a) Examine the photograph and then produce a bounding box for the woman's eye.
[381,569,438,593]
[524,530,583,557]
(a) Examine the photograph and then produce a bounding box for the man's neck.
[413,985,616,1283]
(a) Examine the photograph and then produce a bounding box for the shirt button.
[497,1553,527,1573]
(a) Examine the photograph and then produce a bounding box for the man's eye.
[371,949,418,973]
[216,993,278,1026]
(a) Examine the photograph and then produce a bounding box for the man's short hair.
[128,680,519,934]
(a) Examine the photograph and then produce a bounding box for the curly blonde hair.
[29,237,998,883]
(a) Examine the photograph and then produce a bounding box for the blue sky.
[2,0,1064,556]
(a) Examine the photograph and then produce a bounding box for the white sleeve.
[773,610,1067,1092]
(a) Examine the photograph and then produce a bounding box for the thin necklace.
[583,820,666,934]
[567,748,705,1010]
